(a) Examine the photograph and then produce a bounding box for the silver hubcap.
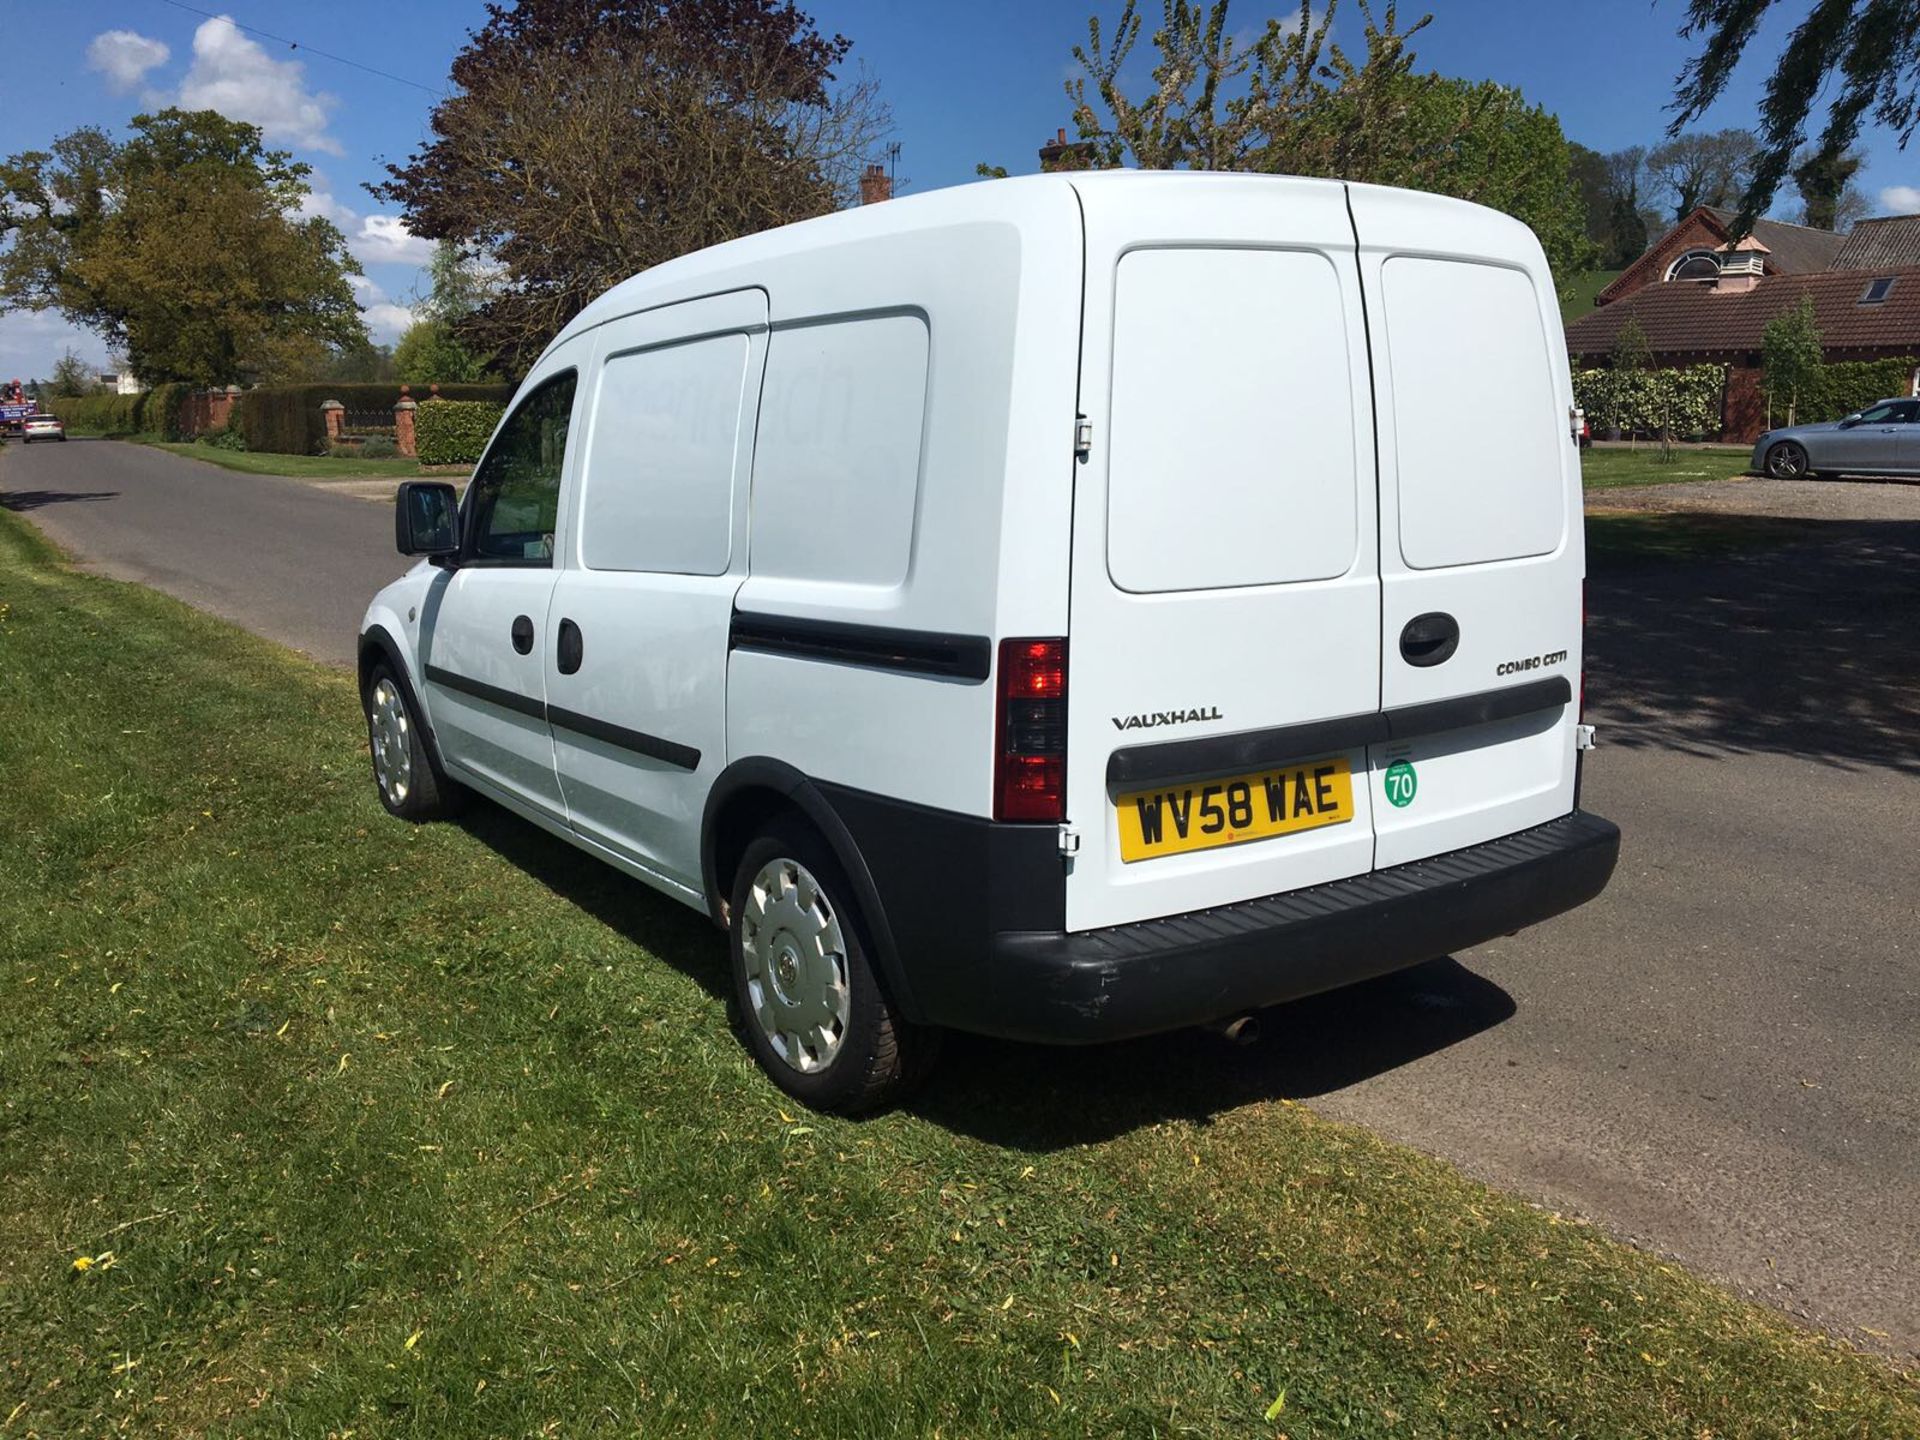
[369,678,413,805]
[739,858,851,1074]
[1773,447,1803,477]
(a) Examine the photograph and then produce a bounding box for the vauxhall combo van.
[360,172,1620,1113]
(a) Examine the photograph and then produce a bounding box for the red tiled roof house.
[1565,210,1920,441]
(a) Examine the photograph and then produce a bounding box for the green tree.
[48,348,95,398]
[1790,143,1867,231]
[1064,1,1593,286]
[375,0,890,370]
[1611,315,1653,375]
[0,110,364,386]
[1672,0,1920,228]
[1762,294,1824,426]
[393,320,490,384]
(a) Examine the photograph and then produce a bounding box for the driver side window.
[465,371,578,566]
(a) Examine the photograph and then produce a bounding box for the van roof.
[543,171,1520,362]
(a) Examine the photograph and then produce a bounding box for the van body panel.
[1064,173,1382,932]
[546,291,768,890]
[1347,183,1583,865]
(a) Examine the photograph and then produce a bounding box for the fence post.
[393,397,418,458]
[321,399,345,444]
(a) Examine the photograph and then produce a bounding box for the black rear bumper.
[924,811,1616,1044]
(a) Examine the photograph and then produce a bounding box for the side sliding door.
[544,289,769,899]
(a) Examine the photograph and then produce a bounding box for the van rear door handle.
[1399,612,1460,667]
[510,614,534,654]
[556,618,583,675]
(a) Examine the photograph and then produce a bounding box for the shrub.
[1573,364,1728,438]
[234,382,513,455]
[1793,356,1919,425]
[198,423,246,451]
[414,397,505,466]
[358,434,399,459]
[142,382,193,440]
[46,393,145,435]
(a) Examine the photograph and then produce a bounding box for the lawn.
[0,508,1914,1436]
[1559,269,1621,325]
[1581,444,1752,490]
[136,437,465,480]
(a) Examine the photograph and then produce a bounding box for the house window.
[1665,249,1720,283]
[1859,276,1896,305]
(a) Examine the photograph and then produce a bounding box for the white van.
[360,172,1619,1113]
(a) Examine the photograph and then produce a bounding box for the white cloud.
[363,303,416,344]
[177,15,341,155]
[1880,185,1920,215]
[0,310,108,385]
[353,215,436,267]
[297,188,359,229]
[87,30,171,92]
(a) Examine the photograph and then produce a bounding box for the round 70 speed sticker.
[1383,760,1419,808]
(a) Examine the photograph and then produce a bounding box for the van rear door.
[1346,185,1582,868]
[1062,175,1381,932]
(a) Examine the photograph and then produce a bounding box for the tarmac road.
[0,436,407,664]
[6,437,1918,1358]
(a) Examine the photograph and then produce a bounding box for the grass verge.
[133,436,466,480]
[1581,445,1752,491]
[0,507,1913,1436]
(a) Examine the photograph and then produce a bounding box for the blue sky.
[2,0,1915,382]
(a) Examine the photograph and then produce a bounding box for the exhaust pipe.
[1204,1013,1261,1046]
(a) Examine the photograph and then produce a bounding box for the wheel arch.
[701,758,923,1023]
[358,624,447,768]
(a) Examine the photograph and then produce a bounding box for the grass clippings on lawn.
[0,509,1914,1436]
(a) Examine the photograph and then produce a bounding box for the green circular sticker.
[1384,760,1419,808]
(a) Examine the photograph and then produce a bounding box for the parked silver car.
[1751,398,1920,479]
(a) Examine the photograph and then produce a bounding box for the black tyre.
[364,661,463,821]
[1765,440,1811,479]
[728,821,937,1113]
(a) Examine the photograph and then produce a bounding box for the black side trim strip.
[1106,675,1572,788]
[548,704,701,771]
[730,612,991,682]
[424,664,701,771]
[425,663,545,721]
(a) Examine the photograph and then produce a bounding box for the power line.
[153,0,444,97]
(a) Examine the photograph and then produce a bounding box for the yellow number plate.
[1115,757,1354,863]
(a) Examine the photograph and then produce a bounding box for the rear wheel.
[729,822,936,1113]
[364,662,461,821]
[1765,440,1811,479]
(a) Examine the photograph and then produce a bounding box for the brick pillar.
[321,399,345,442]
[207,386,234,430]
[393,398,417,458]
[859,162,891,205]
[1723,362,1767,441]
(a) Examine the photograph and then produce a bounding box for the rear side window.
[1382,258,1564,570]
[1106,247,1359,594]
[466,371,576,566]
[580,333,749,575]
[749,314,929,588]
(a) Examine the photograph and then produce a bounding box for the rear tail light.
[994,637,1067,822]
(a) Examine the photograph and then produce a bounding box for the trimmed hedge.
[414,398,505,466]
[1573,364,1728,438]
[1793,356,1919,425]
[235,382,513,456]
[43,383,196,438]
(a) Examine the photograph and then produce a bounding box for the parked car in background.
[21,414,65,443]
[1752,397,1920,479]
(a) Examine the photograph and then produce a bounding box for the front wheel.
[729,823,937,1113]
[364,662,461,821]
[1765,440,1811,479]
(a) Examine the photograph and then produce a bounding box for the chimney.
[1038,126,1095,172]
[859,162,891,205]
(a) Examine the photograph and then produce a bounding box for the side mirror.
[1838,413,1862,429]
[396,480,459,559]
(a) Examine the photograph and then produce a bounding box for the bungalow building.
[1563,208,1920,441]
